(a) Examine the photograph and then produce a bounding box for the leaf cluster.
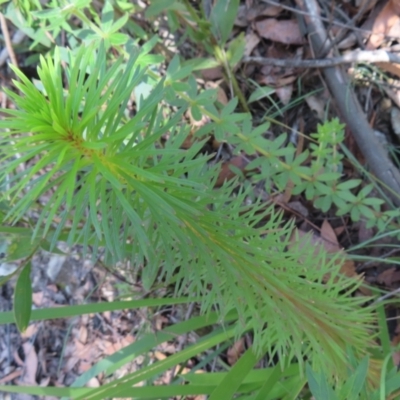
[0,35,379,382]
[228,117,400,231]
[1,1,397,396]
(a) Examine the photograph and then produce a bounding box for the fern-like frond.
[0,41,377,380]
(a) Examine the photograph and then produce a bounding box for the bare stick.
[373,287,400,304]
[263,0,398,40]
[0,13,18,68]
[0,30,25,67]
[244,50,400,68]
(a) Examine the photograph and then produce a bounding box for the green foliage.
[0,39,376,366]
[0,301,305,399]
[0,0,41,25]
[306,353,400,400]
[0,1,398,398]
[231,117,398,230]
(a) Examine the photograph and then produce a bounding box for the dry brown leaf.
[64,338,96,371]
[275,85,293,105]
[121,334,135,347]
[227,338,245,365]
[244,31,260,57]
[205,81,228,105]
[287,201,308,217]
[102,311,111,322]
[340,259,358,279]
[181,108,211,150]
[215,156,248,187]
[320,219,339,251]
[315,221,356,280]
[216,86,228,105]
[258,70,297,88]
[358,219,374,244]
[247,3,282,20]
[0,369,22,384]
[333,225,345,237]
[78,325,88,344]
[235,5,249,27]
[255,19,305,45]
[101,340,118,356]
[367,0,400,49]
[290,221,357,279]
[305,95,326,120]
[236,3,282,26]
[14,349,24,367]
[21,324,39,340]
[154,314,169,331]
[388,14,400,37]
[392,0,400,14]
[377,267,400,286]
[201,67,223,81]
[39,376,50,387]
[377,267,396,285]
[21,342,38,385]
[154,351,167,361]
[78,361,93,373]
[376,61,400,79]
[32,292,44,306]
[255,46,300,88]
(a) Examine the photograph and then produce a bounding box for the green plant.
[0,33,379,397]
[143,1,400,233]
[4,0,399,231]
[228,116,400,231]
[0,0,398,398]
[306,348,400,400]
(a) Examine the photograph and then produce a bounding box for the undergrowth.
[0,0,399,399]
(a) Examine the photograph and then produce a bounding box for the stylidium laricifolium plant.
[0,38,377,377]
[4,0,396,236]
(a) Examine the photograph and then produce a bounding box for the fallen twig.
[264,0,399,41]
[293,0,400,206]
[0,13,18,68]
[244,50,400,68]
[0,29,25,67]
[373,287,400,304]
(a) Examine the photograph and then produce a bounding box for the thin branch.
[263,0,399,40]
[244,50,400,68]
[373,287,400,304]
[0,30,25,67]
[294,0,400,206]
[0,13,18,68]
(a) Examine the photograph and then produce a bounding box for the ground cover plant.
[0,0,400,399]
